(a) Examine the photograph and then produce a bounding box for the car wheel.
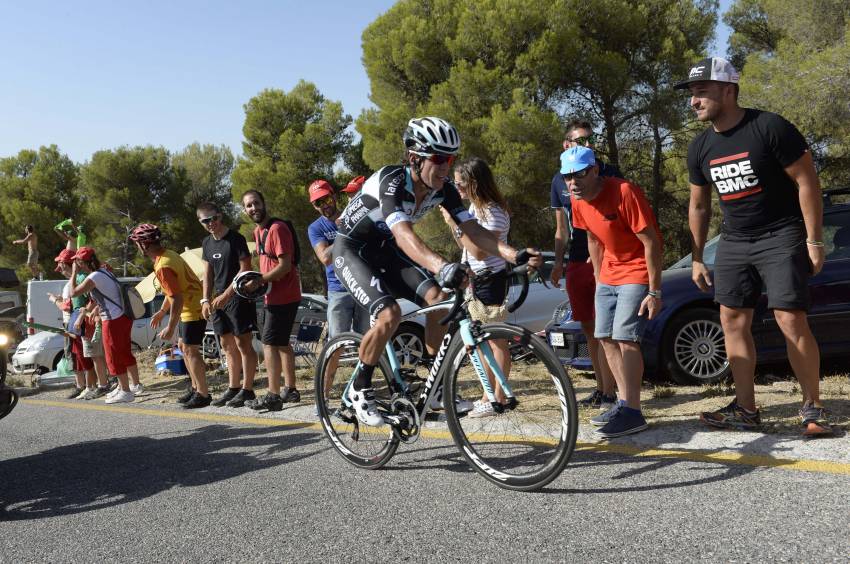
[391,322,425,368]
[202,334,220,359]
[52,352,64,371]
[662,307,730,384]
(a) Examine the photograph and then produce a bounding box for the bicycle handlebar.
[438,262,535,325]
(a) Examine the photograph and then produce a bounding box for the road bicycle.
[314,266,578,491]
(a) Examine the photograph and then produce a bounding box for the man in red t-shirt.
[240,190,302,412]
[563,146,663,438]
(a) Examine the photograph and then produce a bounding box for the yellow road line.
[22,398,850,476]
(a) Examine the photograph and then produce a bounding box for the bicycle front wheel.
[314,332,399,469]
[443,323,578,491]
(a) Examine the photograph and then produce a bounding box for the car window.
[668,235,720,269]
[824,207,850,261]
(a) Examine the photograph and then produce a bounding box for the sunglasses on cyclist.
[563,167,593,182]
[199,215,220,225]
[569,134,597,146]
[312,195,335,207]
[423,154,455,166]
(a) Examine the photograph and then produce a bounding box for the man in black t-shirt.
[679,57,832,437]
[197,202,259,408]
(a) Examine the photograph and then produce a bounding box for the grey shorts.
[82,326,104,358]
[594,283,649,342]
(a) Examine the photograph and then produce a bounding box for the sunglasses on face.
[313,196,335,207]
[569,134,597,146]
[563,167,592,181]
[425,154,455,166]
[199,215,220,225]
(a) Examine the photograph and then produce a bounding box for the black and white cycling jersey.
[337,165,473,243]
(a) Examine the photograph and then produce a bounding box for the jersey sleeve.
[381,172,412,229]
[156,267,181,297]
[269,222,293,259]
[439,183,473,224]
[620,183,655,236]
[762,112,808,167]
[201,238,210,262]
[234,232,251,261]
[551,173,565,208]
[307,220,325,247]
[687,136,709,186]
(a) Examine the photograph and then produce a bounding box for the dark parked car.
[547,187,850,384]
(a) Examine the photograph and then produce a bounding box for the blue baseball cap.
[560,146,596,175]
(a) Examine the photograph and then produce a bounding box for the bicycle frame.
[340,297,516,428]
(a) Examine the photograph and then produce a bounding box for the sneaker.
[700,400,761,430]
[599,394,617,411]
[590,401,623,427]
[177,388,196,404]
[428,387,474,414]
[184,393,212,410]
[468,399,496,419]
[211,388,240,407]
[595,407,648,438]
[75,387,91,400]
[800,402,834,437]
[83,387,101,400]
[225,389,255,408]
[90,386,109,399]
[130,383,144,395]
[280,387,301,403]
[246,393,283,412]
[106,386,121,399]
[67,387,85,400]
[346,387,384,427]
[578,389,603,408]
[105,390,135,404]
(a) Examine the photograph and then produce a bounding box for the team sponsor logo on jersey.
[341,265,370,306]
[709,152,762,201]
[334,256,344,269]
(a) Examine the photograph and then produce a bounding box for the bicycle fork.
[459,319,516,413]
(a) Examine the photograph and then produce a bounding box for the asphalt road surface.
[2,398,848,562]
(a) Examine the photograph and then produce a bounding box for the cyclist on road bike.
[332,116,542,426]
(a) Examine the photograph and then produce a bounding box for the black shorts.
[714,222,810,310]
[332,236,438,319]
[261,302,299,346]
[471,269,508,306]
[211,297,257,337]
[179,319,207,346]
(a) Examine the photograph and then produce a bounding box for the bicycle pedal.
[333,407,356,424]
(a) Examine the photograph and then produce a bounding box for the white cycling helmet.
[403,117,460,156]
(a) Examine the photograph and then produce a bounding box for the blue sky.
[1,0,733,163]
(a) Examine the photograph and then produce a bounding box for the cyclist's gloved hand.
[437,262,468,289]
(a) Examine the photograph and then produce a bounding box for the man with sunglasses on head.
[561,146,663,438]
[550,120,619,411]
[198,202,259,408]
[331,116,542,427]
[307,180,369,338]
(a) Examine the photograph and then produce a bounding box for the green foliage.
[728,0,850,186]
[0,145,80,279]
[232,81,353,292]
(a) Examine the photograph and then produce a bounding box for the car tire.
[51,351,64,371]
[202,334,220,360]
[391,322,425,368]
[661,307,730,384]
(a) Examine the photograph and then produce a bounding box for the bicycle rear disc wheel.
[314,332,399,469]
[444,323,578,491]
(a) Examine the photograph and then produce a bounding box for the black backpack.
[257,218,301,266]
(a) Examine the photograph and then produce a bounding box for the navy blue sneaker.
[595,407,648,438]
[590,400,624,427]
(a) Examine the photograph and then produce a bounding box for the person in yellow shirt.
[130,223,209,409]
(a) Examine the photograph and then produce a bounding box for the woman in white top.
[443,157,511,418]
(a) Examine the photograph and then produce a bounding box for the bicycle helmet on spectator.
[129,223,162,244]
[232,271,269,300]
[403,117,460,156]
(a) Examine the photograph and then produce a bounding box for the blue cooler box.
[155,347,188,375]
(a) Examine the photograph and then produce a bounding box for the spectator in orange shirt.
[563,146,663,438]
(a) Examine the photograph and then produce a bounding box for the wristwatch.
[200,298,210,305]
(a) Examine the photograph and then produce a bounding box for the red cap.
[73,246,96,261]
[308,180,334,203]
[54,249,76,271]
[343,175,366,194]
